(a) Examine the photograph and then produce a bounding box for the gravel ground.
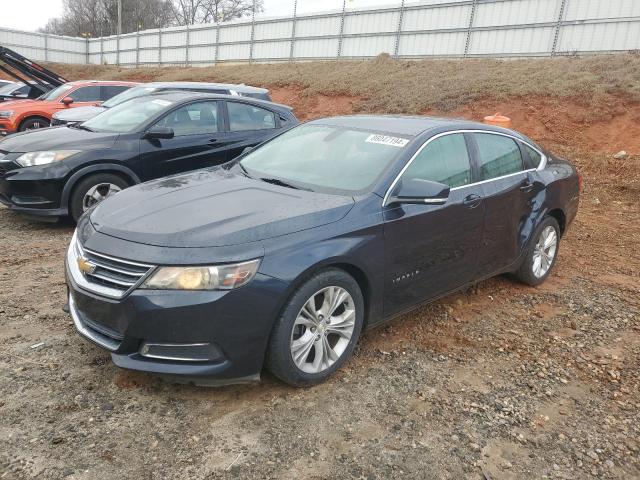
[0,139,639,479]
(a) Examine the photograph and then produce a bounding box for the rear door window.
[68,86,102,102]
[401,133,472,188]
[101,85,131,101]
[155,101,219,136]
[474,133,524,180]
[227,102,276,131]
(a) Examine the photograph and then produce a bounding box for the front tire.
[515,216,561,286]
[69,173,129,222]
[19,116,50,132]
[266,269,364,387]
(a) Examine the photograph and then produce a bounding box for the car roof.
[143,81,268,94]
[65,80,139,86]
[308,114,528,140]
[142,90,291,111]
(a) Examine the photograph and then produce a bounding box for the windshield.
[40,84,73,101]
[239,124,410,193]
[102,85,158,108]
[82,96,173,133]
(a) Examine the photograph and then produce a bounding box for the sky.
[0,0,402,32]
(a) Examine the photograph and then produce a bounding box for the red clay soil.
[269,86,640,155]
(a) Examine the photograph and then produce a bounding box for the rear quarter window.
[521,143,543,169]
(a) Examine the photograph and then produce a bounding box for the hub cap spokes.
[532,225,558,278]
[82,183,122,211]
[290,286,355,374]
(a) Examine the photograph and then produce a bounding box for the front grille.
[69,234,155,299]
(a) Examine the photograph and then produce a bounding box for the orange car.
[0,80,137,136]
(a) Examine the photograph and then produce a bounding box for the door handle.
[208,138,221,144]
[520,172,535,192]
[463,194,482,208]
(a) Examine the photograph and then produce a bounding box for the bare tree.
[40,0,176,37]
[171,0,264,25]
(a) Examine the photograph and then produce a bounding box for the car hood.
[90,168,355,248]
[0,99,53,110]
[0,126,119,153]
[54,105,105,122]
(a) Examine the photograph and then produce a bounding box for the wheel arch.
[18,115,50,131]
[270,258,376,333]
[546,208,566,237]
[61,163,141,209]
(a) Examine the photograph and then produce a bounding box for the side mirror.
[241,146,254,155]
[62,97,74,106]
[386,178,450,206]
[143,126,174,140]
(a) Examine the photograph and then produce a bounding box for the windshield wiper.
[237,162,252,178]
[260,177,309,191]
[71,124,94,132]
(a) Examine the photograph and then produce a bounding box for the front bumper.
[65,253,289,385]
[0,162,69,217]
[0,119,16,136]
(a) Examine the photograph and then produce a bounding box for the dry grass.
[42,52,640,114]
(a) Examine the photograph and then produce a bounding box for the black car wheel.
[69,173,129,222]
[515,216,561,286]
[266,269,364,387]
[19,117,50,131]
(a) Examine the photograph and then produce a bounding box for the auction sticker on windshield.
[365,134,410,148]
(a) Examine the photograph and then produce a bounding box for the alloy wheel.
[290,286,356,374]
[82,183,122,211]
[532,225,558,278]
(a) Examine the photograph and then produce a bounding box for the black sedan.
[0,92,298,221]
[66,115,580,386]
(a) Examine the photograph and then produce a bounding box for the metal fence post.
[464,0,478,57]
[186,24,191,66]
[551,0,568,56]
[85,37,90,64]
[116,34,120,65]
[135,30,140,67]
[337,0,347,58]
[393,0,405,58]
[249,0,256,63]
[214,25,220,65]
[44,34,49,61]
[289,0,298,61]
[158,28,162,66]
[100,36,104,64]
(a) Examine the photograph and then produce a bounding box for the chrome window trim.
[382,129,547,207]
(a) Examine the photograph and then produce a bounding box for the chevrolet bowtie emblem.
[77,256,96,275]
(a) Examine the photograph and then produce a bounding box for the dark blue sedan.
[65,115,581,386]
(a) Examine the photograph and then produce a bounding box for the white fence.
[2,0,640,67]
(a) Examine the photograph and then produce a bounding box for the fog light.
[139,342,222,362]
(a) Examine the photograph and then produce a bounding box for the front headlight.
[141,259,261,291]
[16,150,80,167]
[0,110,14,118]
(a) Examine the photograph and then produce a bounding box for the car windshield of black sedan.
[240,125,410,193]
[81,96,172,133]
[102,85,158,108]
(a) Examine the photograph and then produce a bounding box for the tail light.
[578,173,583,192]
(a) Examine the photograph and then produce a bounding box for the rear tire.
[69,173,129,222]
[266,269,364,387]
[19,116,50,132]
[514,216,561,286]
